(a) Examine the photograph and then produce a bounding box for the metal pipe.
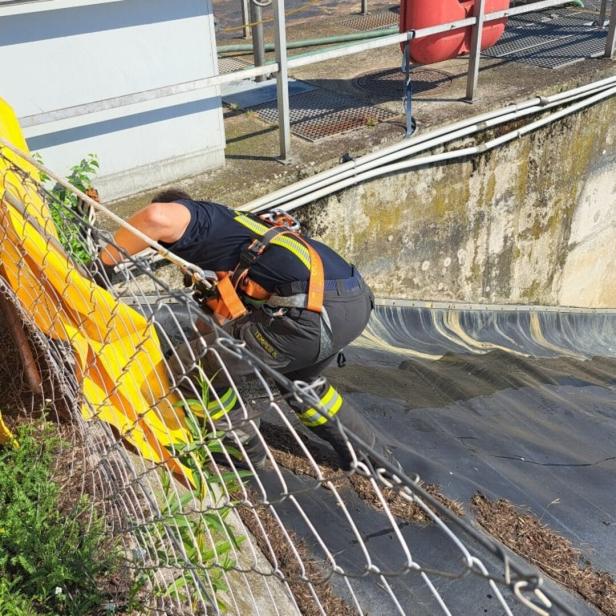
[361,0,368,16]
[599,0,608,26]
[217,26,397,53]
[606,0,616,58]
[241,0,251,39]
[21,63,278,130]
[250,0,267,82]
[540,73,616,102]
[0,276,43,395]
[273,0,291,160]
[243,76,616,212]
[465,0,486,102]
[269,85,616,213]
[240,77,616,212]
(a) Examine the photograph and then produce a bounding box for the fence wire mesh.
[0,141,577,616]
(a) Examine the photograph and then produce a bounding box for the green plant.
[0,578,38,616]
[173,366,250,497]
[33,153,99,266]
[0,421,126,615]
[147,368,250,612]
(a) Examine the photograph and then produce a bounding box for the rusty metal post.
[0,280,43,395]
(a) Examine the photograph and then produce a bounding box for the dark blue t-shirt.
[160,200,353,292]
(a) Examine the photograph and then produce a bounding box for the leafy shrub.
[34,153,99,266]
[0,422,125,615]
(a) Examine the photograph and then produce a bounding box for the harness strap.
[294,236,324,313]
[231,226,287,287]
[233,213,325,313]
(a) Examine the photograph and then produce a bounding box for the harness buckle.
[193,279,219,304]
[239,239,267,268]
[259,208,301,233]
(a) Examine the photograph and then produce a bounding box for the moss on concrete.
[299,93,616,307]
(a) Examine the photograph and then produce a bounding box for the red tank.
[399,0,509,65]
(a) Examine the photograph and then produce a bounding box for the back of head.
[150,188,191,204]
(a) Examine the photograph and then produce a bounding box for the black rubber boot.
[210,432,267,471]
[309,403,402,478]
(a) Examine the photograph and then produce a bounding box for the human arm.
[99,201,192,265]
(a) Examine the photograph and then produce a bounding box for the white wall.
[0,0,225,200]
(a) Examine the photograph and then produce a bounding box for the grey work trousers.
[170,282,378,467]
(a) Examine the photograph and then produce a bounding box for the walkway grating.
[218,56,251,75]
[339,8,398,32]
[251,88,399,141]
[483,7,611,69]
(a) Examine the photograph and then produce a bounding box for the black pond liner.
[148,299,614,614]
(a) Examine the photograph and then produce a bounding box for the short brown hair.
[150,188,191,203]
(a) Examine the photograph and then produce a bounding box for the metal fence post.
[465,0,486,102]
[250,0,266,82]
[598,0,608,26]
[361,0,368,16]
[273,0,291,160]
[606,0,616,58]
[241,0,251,39]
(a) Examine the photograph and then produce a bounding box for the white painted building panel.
[0,0,225,200]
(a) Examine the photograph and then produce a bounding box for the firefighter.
[98,189,400,474]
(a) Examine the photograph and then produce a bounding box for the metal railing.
[17,0,616,161]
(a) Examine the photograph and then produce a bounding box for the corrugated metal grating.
[482,7,610,68]
[251,88,399,141]
[340,9,398,32]
[218,57,251,75]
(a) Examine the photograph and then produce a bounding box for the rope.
[220,0,323,33]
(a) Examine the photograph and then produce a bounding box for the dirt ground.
[473,493,616,616]
[237,486,357,616]
[261,421,465,524]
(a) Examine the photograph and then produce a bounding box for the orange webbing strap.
[206,273,247,325]
[241,277,270,301]
[294,235,324,313]
[231,213,326,313]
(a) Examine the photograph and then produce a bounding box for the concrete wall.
[0,0,225,201]
[300,98,616,309]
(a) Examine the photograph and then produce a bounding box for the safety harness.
[186,209,352,431]
[191,209,325,325]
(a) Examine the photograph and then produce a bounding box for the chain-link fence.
[0,133,582,615]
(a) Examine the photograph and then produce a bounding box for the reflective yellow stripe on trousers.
[299,386,343,428]
[207,387,238,421]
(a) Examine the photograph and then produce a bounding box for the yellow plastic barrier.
[0,98,193,484]
[0,413,14,446]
